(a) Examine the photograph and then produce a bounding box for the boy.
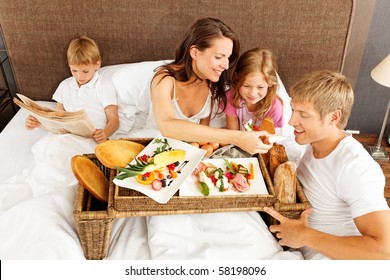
[264,70,390,259]
[25,35,119,143]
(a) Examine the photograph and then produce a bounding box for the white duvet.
[0,105,303,260]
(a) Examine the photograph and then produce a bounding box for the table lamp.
[367,54,390,160]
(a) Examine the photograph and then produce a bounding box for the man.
[264,70,390,259]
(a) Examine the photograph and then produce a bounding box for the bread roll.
[71,155,109,202]
[269,144,288,178]
[95,139,145,169]
[273,161,297,204]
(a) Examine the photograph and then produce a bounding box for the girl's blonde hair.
[231,48,280,119]
[67,35,101,65]
[289,70,354,129]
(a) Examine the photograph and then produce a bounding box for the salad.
[192,159,255,196]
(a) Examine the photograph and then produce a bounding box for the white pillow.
[276,73,293,136]
[99,60,172,134]
[275,75,306,163]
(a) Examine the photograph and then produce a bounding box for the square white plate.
[179,157,268,197]
[113,134,206,204]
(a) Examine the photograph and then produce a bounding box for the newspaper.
[13,94,96,138]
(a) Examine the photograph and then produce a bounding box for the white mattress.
[0,104,304,260]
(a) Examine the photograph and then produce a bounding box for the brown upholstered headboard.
[0,0,354,101]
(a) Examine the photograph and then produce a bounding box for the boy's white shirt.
[52,72,118,130]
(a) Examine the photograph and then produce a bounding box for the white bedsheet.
[0,105,304,260]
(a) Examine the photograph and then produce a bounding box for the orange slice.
[155,172,165,180]
[136,172,156,185]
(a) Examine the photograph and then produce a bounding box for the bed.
[0,0,354,260]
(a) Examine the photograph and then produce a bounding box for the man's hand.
[264,206,313,248]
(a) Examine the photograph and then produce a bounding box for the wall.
[347,0,390,134]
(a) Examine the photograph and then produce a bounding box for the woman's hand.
[236,130,273,155]
[25,115,41,130]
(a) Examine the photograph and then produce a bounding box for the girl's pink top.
[224,89,283,130]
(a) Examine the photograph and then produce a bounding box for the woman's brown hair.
[153,17,240,115]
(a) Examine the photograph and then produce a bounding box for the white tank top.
[171,78,212,123]
[147,78,212,128]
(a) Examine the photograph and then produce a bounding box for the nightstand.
[0,49,17,114]
[353,134,390,207]
[0,49,17,131]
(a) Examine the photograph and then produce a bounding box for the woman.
[150,17,272,155]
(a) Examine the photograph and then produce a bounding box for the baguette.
[71,155,109,202]
[95,139,145,169]
[274,161,297,203]
[273,161,297,204]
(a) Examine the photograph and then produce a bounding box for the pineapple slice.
[115,150,186,180]
[153,150,186,166]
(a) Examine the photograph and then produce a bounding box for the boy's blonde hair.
[67,35,101,65]
[289,70,354,129]
[231,48,280,119]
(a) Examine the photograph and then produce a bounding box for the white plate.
[179,157,268,197]
[113,134,206,204]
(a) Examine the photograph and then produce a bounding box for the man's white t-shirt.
[297,134,389,259]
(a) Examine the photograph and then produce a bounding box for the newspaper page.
[14,94,96,138]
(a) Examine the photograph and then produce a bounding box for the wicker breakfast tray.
[73,138,310,259]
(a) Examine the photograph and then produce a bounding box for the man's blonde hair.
[289,70,354,129]
[67,35,101,65]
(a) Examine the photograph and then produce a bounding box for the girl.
[225,48,283,131]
